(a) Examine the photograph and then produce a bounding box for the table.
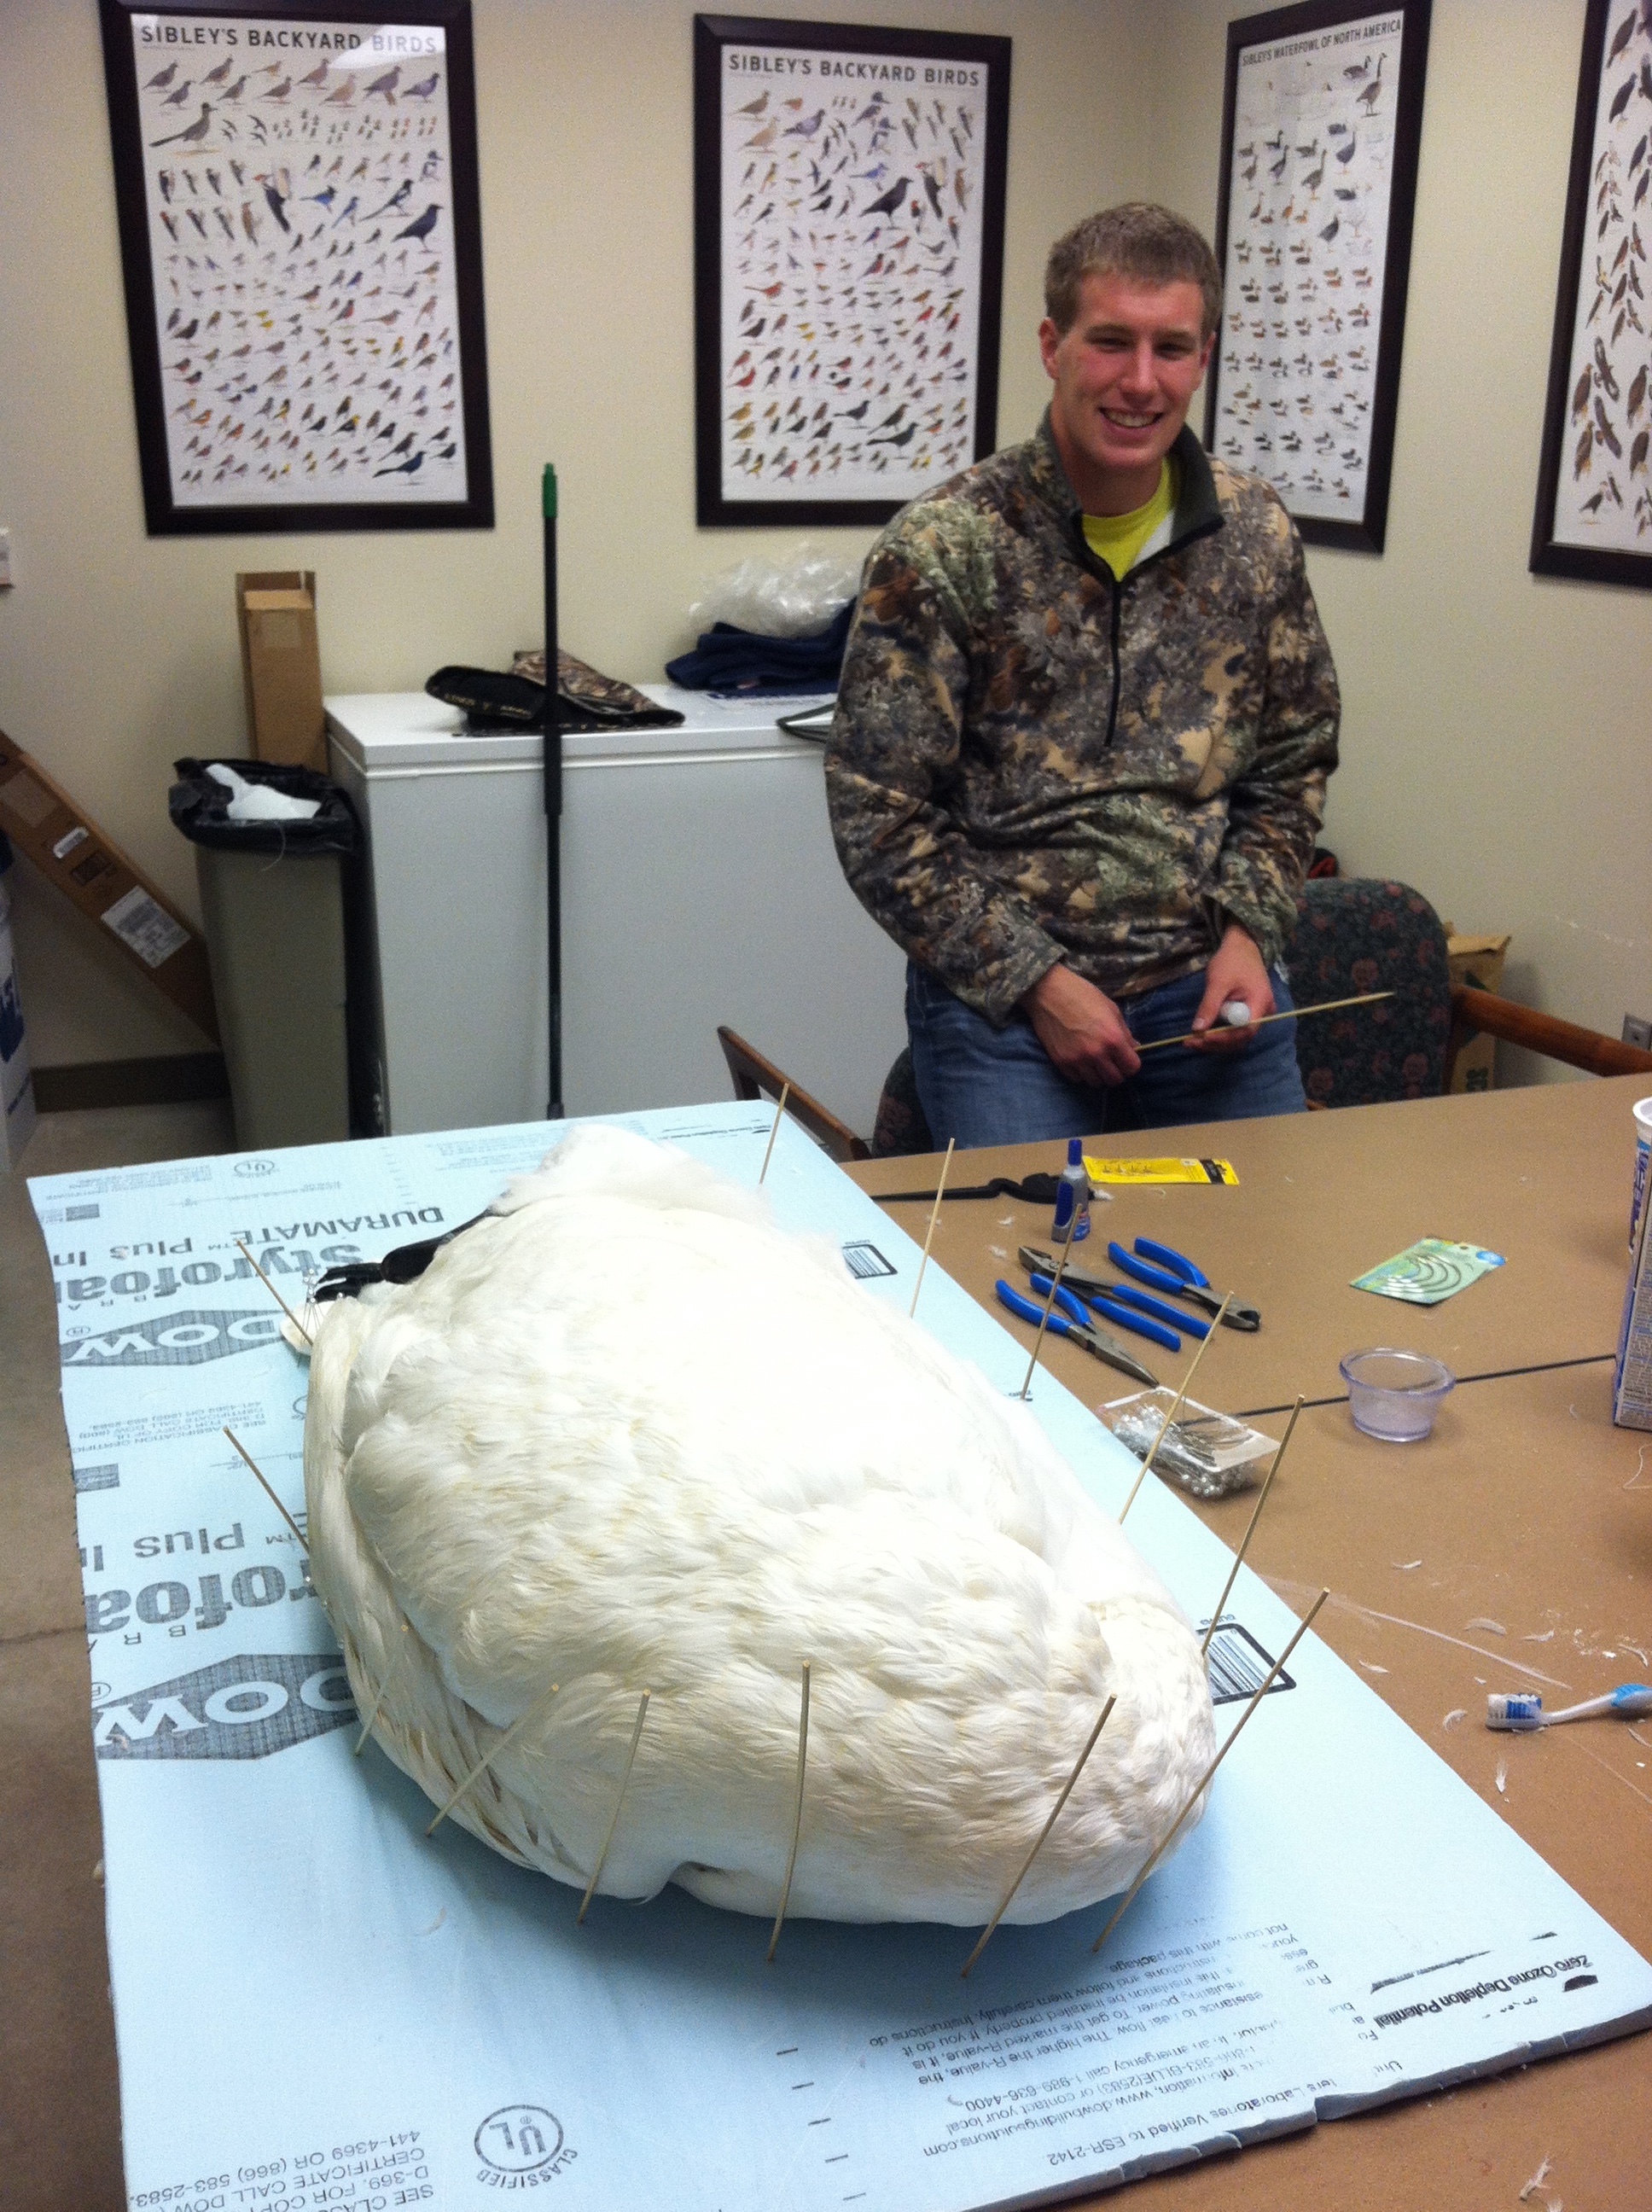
[852,1074,1642,1414]
[3,1075,1646,2212]
[846,1076,1652,2207]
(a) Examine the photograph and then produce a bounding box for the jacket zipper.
[1073,509,1224,749]
[1105,578,1124,748]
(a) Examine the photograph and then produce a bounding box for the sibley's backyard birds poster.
[714,36,995,509]
[128,14,469,509]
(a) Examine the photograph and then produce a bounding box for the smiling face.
[1039,270,1213,516]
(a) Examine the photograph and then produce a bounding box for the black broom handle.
[543,463,564,1119]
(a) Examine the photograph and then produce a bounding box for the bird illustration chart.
[1211,9,1406,524]
[125,14,468,509]
[713,39,995,507]
[1550,3,1652,550]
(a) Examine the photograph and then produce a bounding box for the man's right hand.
[1023,963,1141,1086]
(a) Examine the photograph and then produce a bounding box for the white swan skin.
[304,1124,1216,1925]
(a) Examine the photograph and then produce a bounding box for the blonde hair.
[1044,204,1222,341]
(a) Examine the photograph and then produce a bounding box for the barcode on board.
[841,1240,897,1280]
[1202,1619,1296,1706]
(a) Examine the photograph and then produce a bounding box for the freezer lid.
[324,686,838,772]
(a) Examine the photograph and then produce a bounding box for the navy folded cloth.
[664,602,853,694]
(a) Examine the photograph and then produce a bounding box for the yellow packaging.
[1082,1155,1238,1187]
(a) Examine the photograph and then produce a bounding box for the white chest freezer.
[325,687,908,1138]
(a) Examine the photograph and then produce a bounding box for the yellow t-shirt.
[1081,460,1177,581]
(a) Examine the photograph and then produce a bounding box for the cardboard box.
[236,569,326,771]
[0,834,38,1169]
[1444,927,1512,1094]
[0,730,219,1045]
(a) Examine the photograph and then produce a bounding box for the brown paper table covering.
[851,1076,1645,1416]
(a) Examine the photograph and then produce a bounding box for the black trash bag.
[169,758,361,858]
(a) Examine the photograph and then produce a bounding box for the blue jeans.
[906,961,1306,1149]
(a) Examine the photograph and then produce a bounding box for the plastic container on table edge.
[1339,1347,1455,1442]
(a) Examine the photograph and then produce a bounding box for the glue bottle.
[1050,1137,1091,1244]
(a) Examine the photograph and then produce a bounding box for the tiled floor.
[2,1101,232,2212]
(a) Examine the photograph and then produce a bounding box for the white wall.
[1149,0,1652,1076]
[0,0,1156,1062]
[3,0,1647,1076]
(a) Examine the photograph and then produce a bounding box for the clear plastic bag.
[688,541,861,639]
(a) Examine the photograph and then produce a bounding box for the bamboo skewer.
[427,1679,561,1837]
[1135,991,1393,1055]
[1090,1590,1329,1955]
[758,1083,791,1185]
[1018,1235,1078,1400]
[1199,1398,1301,1662]
[578,1691,652,1924]
[961,1695,1116,1979]
[1116,1293,1233,1523]
[909,1138,957,1318]
[223,1426,307,1551]
[766,1661,812,1963]
[353,1621,411,1755]
[236,1238,311,1345]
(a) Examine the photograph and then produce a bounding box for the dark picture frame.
[1205,0,1432,553]
[693,13,1010,528]
[1531,0,1652,586]
[98,0,493,536]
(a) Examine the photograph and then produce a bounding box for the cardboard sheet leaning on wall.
[0,730,218,1045]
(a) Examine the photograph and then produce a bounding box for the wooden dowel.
[578,1691,652,1924]
[909,1138,956,1318]
[236,1238,311,1344]
[766,1661,811,1963]
[1200,1398,1300,1661]
[353,1621,410,1755]
[961,1694,1115,1979]
[1135,991,1393,1055]
[1018,1235,1078,1400]
[1091,1590,1329,1954]
[427,1679,561,1836]
[223,1426,307,1551]
[758,1083,791,1185]
[1116,1293,1232,1523]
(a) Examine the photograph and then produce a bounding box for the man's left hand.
[1184,924,1276,1051]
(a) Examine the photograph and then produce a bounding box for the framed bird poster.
[98,0,492,535]
[692,14,1011,527]
[1531,0,1652,586]
[1205,0,1432,553]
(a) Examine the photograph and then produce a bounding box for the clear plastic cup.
[1339,1348,1455,1441]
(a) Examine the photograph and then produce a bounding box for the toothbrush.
[1486,1684,1652,1732]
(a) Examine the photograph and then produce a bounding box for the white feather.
[305,1124,1215,1924]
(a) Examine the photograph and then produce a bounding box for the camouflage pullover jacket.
[824,416,1340,1024]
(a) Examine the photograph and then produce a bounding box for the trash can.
[169,758,360,1150]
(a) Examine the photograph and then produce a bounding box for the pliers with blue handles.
[1021,1239,1260,1333]
[1019,1246,1210,1342]
[993,1278,1162,1387]
[1108,1237,1262,1330]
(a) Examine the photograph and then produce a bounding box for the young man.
[824,203,1341,1147]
